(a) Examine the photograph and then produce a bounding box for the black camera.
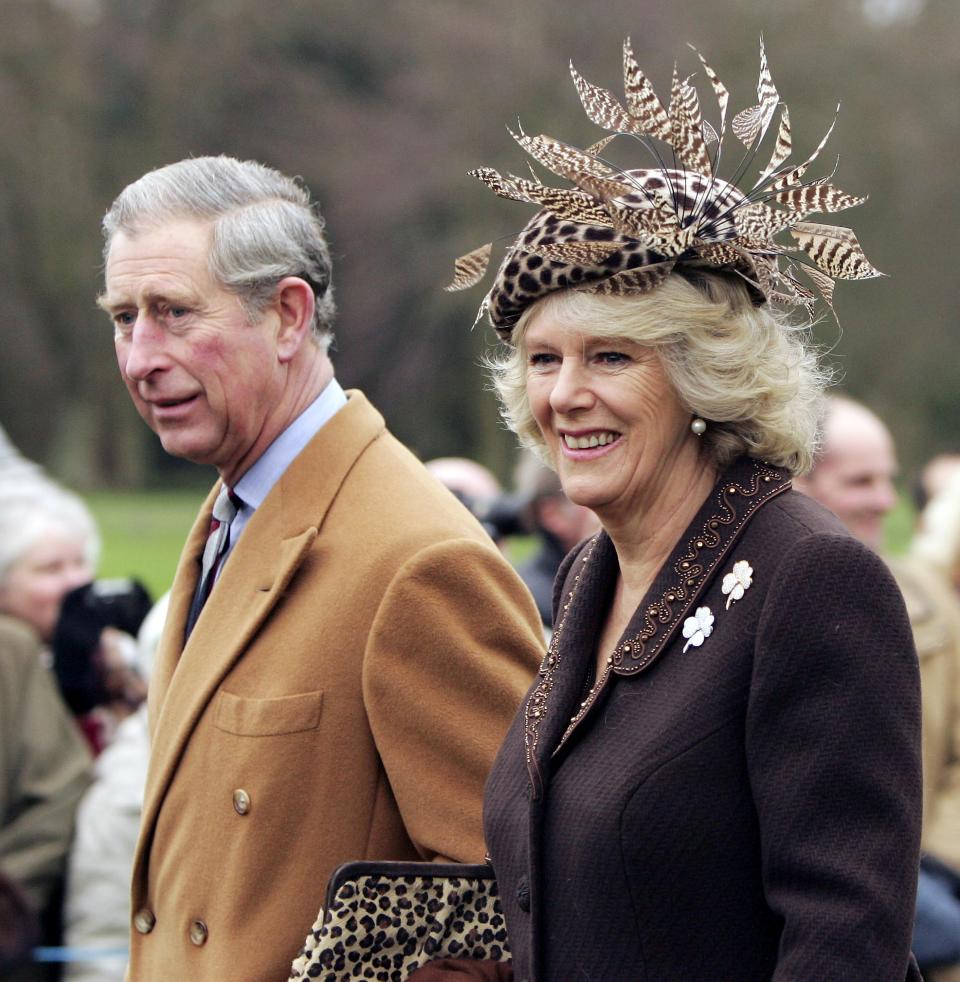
[52,578,152,715]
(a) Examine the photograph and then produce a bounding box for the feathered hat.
[446,39,882,343]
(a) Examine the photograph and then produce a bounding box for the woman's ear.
[273,276,316,362]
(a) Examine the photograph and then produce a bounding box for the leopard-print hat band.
[445,39,882,344]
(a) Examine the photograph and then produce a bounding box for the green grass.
[883,495,916,556]
[84,489,206,601]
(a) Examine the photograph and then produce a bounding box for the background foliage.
[0,0,956,490]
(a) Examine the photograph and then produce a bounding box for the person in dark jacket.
[436,37,923,982]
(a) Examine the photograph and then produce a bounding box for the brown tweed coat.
[128,391,544,981]
[485,457,923,982]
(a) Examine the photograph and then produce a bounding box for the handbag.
[288,860,510,981]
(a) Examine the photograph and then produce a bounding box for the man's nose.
[120,318,168,381]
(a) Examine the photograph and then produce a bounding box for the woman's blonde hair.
[487,271,830,476]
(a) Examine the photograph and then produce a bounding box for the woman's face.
[0,528,93,642]
[524,308,693,523]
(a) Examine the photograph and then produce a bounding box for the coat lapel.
[139,391,385,854]
[523,458,791,781]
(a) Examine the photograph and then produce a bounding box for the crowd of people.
[1,34,959,982]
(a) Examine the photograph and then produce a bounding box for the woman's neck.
[602,450,718,599]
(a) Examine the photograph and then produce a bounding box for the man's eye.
[113,312,135,329]
[165,306,189,319]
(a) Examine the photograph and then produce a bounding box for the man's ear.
[273,277,316,363]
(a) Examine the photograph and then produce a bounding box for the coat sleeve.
[0,629,92,911]
[911,568,960,868]
[362,538,543,864]
[746,532,921,981]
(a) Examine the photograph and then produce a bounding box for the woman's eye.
[528,352,558,367]
[597,351,629,365]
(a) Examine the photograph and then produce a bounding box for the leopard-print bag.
[289,861,510,981]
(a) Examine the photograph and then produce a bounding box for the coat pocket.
[214,689,324,736]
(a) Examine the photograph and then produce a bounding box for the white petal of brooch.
[721,559,754,609]
[682,606,715,653]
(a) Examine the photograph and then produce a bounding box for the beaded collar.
[522,457,789,790]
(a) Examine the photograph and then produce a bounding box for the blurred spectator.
[0,484,99,648]
[793,394,897,551]
[64,593,168,982]
[0,868,39,971]
[913,469,960,594]
[424,456,518,544]
[0,614,91,982]
[914,453,960,516]
[52,580,152,753]
[0,454,151,752]
[796,396,960,981]
[512,452,598,630]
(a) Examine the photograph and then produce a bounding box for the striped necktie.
[184,486,240,641]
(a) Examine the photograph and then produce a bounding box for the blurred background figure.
[52,580,152,754]
[63,592,168,982]
[0,613,91,982]
[424,456,516,545]
[0,478,150,755]
[0,869,39,974]
[797,395,960,981]
[915,453,960,520]
[913,468,960,596]
[512,452,598,631]
[0,483,99,650]
[793,395,897,552]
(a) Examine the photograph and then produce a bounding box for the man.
[98,156,544,981]
[796,395,960,980]
[793,395,898,552]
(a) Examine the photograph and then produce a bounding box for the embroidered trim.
[554,460,788,748]
[611,462,784,675]
[523,533,600,798]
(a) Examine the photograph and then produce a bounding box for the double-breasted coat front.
[485,457,923,981]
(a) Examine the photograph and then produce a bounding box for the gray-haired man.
[99,157,542,981]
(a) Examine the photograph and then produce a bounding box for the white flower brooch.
[721,559,754,609]
[682,606,715,653]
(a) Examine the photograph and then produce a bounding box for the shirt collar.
[233,377,347,512]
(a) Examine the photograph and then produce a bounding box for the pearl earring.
[691,417,707,436]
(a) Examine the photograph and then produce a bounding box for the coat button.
[516,876,530,912]
[189,919,208,946]
[233,789,251,815]
[133,909,155,934]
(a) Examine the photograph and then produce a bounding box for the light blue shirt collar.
[216,378,346,564]
[232,377,346,512]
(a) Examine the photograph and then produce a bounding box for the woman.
[0,482,98,647]
[445,40,922,981]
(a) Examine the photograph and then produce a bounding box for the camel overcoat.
[128,391,544,981]
[485,457,923,982]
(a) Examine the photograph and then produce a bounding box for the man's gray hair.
[102,156,336,348]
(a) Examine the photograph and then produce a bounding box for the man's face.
[802,408,898,551]
[103,219,285,485]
